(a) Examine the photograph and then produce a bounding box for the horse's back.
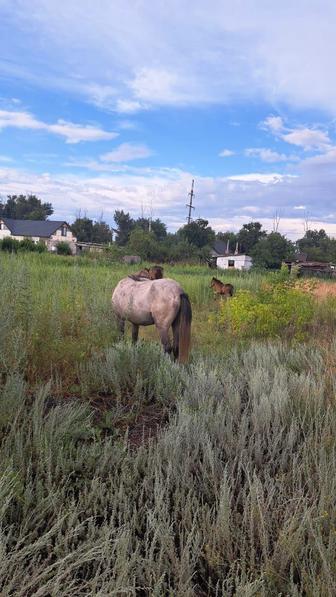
[112,277,183,326]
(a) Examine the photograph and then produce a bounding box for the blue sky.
[1,1,336,238]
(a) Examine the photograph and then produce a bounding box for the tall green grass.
[0,253,269,385]
[1,253,336,594]
[1,342,336,594]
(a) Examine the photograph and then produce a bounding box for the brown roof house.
[0,218,77,254]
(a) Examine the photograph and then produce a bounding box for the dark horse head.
[149,265,164,280]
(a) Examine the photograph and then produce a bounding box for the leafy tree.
[92,221,112,244]
[216,231,238,245]
[135,217,167,240]
[127,229,164,261]
[71,217,94,242]
[71,217,113,244]
[0,194,53,220]
[251,232,294,269]
[237,222,266,254]
[296,229,336,262]
[178,218,215,248]
[114,210,135,246]
[155,234,201,263]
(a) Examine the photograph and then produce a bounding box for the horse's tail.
[173,293,192,364]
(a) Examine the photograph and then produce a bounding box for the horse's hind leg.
[156,325,172,355]
[131,323,139,344]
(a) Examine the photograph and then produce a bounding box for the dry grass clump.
[1,342,336,595]
[312,281,336,300]
[294,279,336,301]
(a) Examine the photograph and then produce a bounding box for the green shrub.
[0,238,47,254]
[290,263,301,278]
[35,240,47,253]
[0,237,19,253]
[219,281,314,340]
[56,241,72,255]
[18,238,38,252]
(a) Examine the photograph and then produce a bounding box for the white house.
[217,254,253,271]
[0,217,77,254]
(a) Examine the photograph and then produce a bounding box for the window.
[61,225,67,237]
[228,259,235,267]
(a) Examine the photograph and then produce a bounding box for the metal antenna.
[186,179,195,224]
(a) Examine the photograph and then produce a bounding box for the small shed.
[217,254,253,271]
[76,241,105,254]
[283,258,336,278]
[122,255,141,265]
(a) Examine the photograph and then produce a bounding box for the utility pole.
[186,179,195,224]
[303,211,310,233]
[148,198,153,233]
[273,210,281,232]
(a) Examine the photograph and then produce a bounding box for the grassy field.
[1,253,336,595]
[0,253,270,388]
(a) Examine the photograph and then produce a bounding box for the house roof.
[218,254,252,259]
[211,240,228,256]
[1,218,69,238]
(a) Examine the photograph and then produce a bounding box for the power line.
[186,179,195,224]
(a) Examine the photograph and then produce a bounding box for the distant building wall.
[217,255,253,271]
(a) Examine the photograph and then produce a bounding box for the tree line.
[1,194,336,268]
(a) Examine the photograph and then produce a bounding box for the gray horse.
[112,277,192,363]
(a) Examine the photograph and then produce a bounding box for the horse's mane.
[128,274,151,282]
[211,277,222,284]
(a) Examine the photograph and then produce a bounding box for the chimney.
[234,242,239,255]
[226,240,230,254]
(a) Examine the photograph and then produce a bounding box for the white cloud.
[129,67,189,105]
[262,116,284,133]
[1,160,336,239]
[100,143,153,162]
[219,149,235,157]
[115,99,145,113]
[245,147,296,163]
[294,205,306,210]
[210,216,336,240]
[0,155,13,162]
[228,172,289,184]
[4,2,336,113]
[282,128,331,151]
[0,110,42,130]
[262,115,332,151]
[84,84,116,110]
[0,109,118,143]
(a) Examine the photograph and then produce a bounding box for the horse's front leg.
[116,316,125,339]
[132,323,139,344]
[156,325,172,355]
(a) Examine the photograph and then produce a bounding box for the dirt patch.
[123,403,169,448]
[90,395,170,449]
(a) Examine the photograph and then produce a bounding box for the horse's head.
[210,277,218,288]
[149,266,164,280]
